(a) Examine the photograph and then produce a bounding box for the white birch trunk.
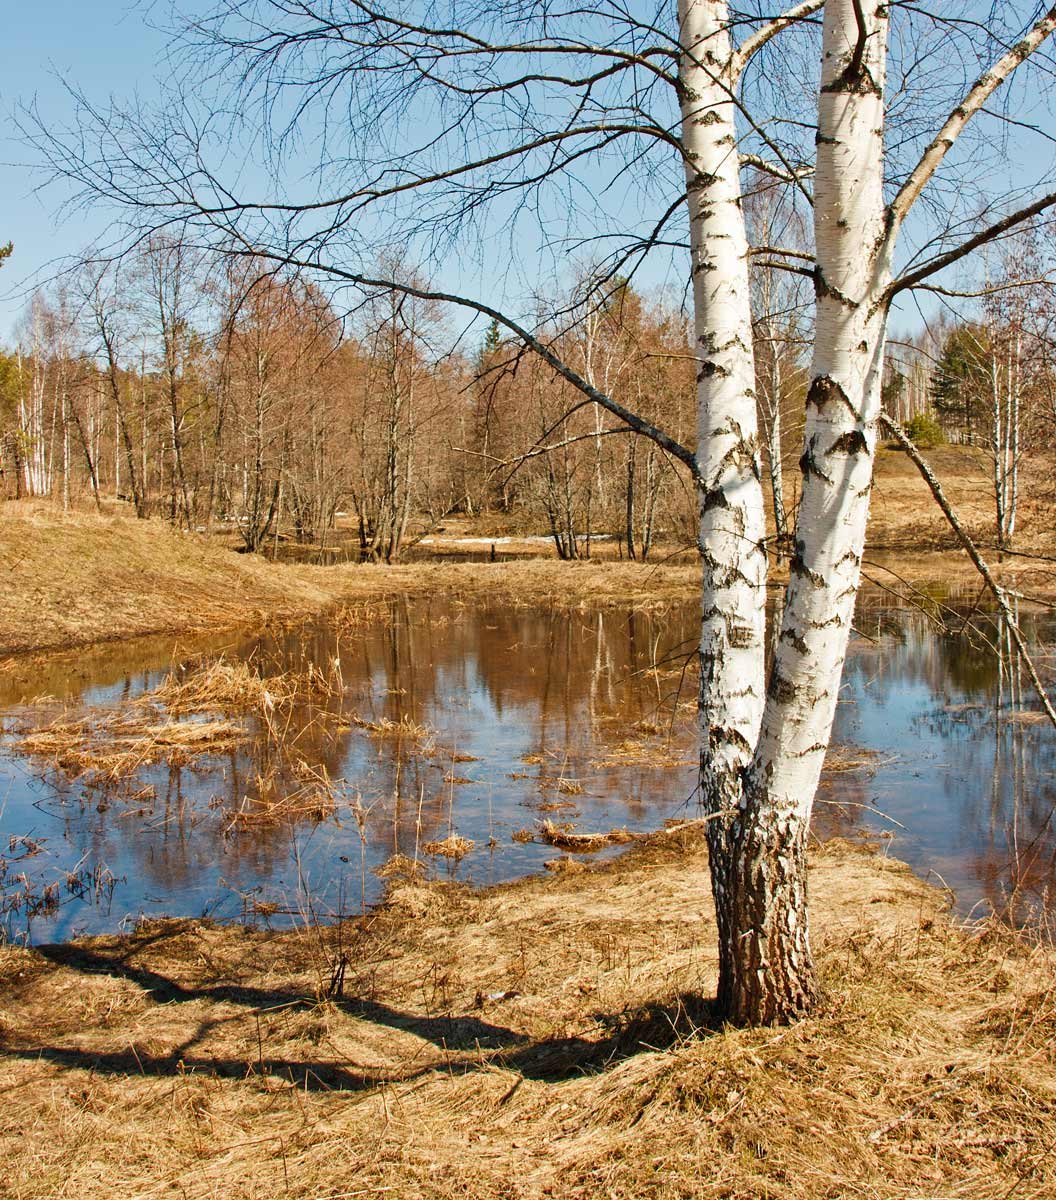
[678,0,767,813]
[708,0,892,1024]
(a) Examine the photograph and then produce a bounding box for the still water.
[0,590,1053,942]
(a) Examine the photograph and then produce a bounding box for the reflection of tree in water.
[7,588,1056,936]
[848,596,1056,920]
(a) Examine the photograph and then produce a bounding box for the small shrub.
[903,412,944,449]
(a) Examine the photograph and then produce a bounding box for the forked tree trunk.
[682,0,892,1024]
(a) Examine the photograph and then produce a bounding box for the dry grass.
[538,819,640,852]
[591,737,697,769]
[0,501,346,658]
[223,763,340,830]
[149,656,341,717]
[0,832,1053,1199]
[0,501,702,660]
[350,712,437,745]
[864,446,1056,596]
[822,744,885,774]
[14,712,246,784]
[8,653,357,830]
[421,834,475,860]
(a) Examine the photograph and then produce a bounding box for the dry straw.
[1,829,1053,1199]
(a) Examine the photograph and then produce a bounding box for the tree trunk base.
[707,813,818,1026]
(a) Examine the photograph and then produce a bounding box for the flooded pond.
[1,589,1054,942]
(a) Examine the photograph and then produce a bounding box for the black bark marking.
[798,446,831,483]
[779,627,810,655]
[790,551,825,588]
[813,271,860,309]
[767,671,801,705]
[727,623,755,649]
[827,429,868,456]
[698,360,730,380]
[709,725,752,754]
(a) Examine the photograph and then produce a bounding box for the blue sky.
[0,2,170,340]
[2,3,1054,347]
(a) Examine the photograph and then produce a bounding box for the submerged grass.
[150,655,343,716]
[8,653,354,829]
[538,819,640,852]
[0,830,1052,1199]
[14,712,246,783]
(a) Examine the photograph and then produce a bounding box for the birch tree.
[28,0,1056,1023]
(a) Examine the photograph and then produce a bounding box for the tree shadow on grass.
[4,938,722,1092]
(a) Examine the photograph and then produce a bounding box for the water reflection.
[0,599,702,941]
[1,590,1054,942]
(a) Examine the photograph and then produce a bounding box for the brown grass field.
[1,828,1054,1199]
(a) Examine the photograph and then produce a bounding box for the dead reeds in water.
[149,654,342,717]
[351,712,436,744]
[11,653,348,822]
[221,758,342,831]
[422,835,474,860]
[16,712,245,784]
[538,819,639,853]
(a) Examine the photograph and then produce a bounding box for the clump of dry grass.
[591,737,697,769]
[421,834,474,860]
[822,743,886,773]
[539,819,640,853]
[538,799,580,814]
[150,655,341,716]
[554,776,584,795]
[374,853,424,880]
[544,854,589,874]
[351,712,436,743]
[16,712,246,783]
[225,781,337,830]
[332,600,397,631]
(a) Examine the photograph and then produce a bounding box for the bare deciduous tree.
[24,0,1056,1023]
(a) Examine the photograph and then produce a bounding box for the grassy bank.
[0,502,699,658]
[3,449,1055,659]
[0,502,347,657]
[0,828,1053,1199]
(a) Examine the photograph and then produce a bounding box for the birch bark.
[708,0,892,1024]
[678,0,767,818]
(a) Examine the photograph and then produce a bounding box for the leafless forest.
[5,222,1056,562]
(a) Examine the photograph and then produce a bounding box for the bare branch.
[222,245,699,477]
[740,153,814,186]
[880,414,1056,731]
[732,0,825,79]
[888,190,1056,297]
[888,5,1056,229]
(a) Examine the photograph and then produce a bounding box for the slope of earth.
[0,501,699,657]
[864,445,1056,593]
[1,828,1053,1200]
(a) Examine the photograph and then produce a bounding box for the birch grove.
[23,0,1056,1022]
